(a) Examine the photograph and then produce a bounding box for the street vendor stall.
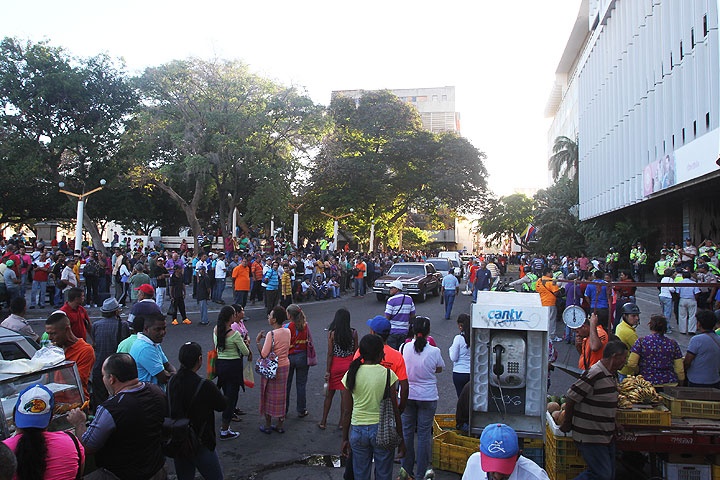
[0,360,85,440]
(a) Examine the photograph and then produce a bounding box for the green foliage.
[475,194,535,249]
[400,227,431,250]
[533,177,586,254]
[548,136,578,182]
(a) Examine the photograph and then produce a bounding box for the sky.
[4,0,580,197]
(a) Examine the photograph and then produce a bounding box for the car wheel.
[432,285,440,296]
[415,290,427,303]
[376,293,386,302]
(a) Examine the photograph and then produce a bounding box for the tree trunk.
[151,178,204,254]
[83,213,108,254]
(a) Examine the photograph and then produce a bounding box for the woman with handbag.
[284,304,313,417]
[169,342,227,480]
[256,305,291,433]
[318,307,358,430]
[398,317,444,480]
[341,334,405,480]
[214,306,250,440]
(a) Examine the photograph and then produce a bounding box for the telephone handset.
[489,332,526,388]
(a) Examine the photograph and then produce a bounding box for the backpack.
[84,261,99,278]
[161,377,205,458]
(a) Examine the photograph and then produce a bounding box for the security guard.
[653,251,670,282]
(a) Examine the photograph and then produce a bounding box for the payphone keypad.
[507,362,520,374]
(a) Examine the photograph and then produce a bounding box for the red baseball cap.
[135,284,154,295]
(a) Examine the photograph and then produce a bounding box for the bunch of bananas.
[618,375,663,405]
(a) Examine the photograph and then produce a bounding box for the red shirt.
[61,303,90,341]
[287,322,309,355]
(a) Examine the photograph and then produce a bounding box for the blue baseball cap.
[480,423,520,475]
[366,315,391,335]
[14,384,54,429]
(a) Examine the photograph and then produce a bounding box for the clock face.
[563,305,586,329]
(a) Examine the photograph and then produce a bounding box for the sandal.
[317,423,327,430]
[298,410,309,418]
[259,425,272,434]
[271,424,285,434]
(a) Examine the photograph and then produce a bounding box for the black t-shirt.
[96,383,167,479]
[169,275,184,299]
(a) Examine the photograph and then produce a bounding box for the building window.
[704,14,708,37]
[707,112,711,129]
[432,95,438,101]
[670,52,674,69]
[691,28,695,49]
[442,95,447,101]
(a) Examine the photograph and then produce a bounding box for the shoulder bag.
[376,368,402,450]
[306,326,318,366]
[255,330,278,379]
[162,377,205,458]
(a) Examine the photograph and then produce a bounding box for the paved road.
[23,278,689,479]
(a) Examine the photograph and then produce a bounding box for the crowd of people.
[4,230,720,480]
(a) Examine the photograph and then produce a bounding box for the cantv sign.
[472,291,549,331]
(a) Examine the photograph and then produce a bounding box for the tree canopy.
[475,194,535,250]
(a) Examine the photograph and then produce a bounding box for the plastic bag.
[0,345,66,375]
[243,360,255,388]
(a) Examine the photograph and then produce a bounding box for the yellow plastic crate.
[545,454,587,480]
[661,393,720,420]
[523,437,544,449]
[712,464,720,480]
[433,413,456,436]
[432,428,479,474]
[545,422,586,469]
[616,405,672,426]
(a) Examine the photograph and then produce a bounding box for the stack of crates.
[521,437,544,468]
[545,413,586,480]
[432,414,478,474]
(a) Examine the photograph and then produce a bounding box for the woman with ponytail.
[284,304,312,417]
[398,316,444,480]
[448,313,471,397]
[341,334,404,480]
[2,384,84,480]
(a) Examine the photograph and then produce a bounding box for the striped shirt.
[566,360,618,444]
[385,293,416,335]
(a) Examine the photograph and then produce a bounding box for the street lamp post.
[320,207,354,251]
[58,179,106,253]
[369,220,376,253]
[288,203,304,248]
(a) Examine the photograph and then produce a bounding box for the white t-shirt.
[401,340,444,401]
[215,259,227,279]
[461,453,550,480]
[449,334,471,374]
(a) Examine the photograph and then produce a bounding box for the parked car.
[373,262,441,302]
[425,257,455,277]
[0,326,40,361]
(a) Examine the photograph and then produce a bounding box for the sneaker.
[183,318,192,325]
[171,319,179,325]
[397,467,412,480]
[423,469,435,480]
[219,429,239,440]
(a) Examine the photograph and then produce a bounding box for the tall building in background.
[332,86,460,134]
[547,0,720,244]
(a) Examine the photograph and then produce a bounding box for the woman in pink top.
[2,384,84,480]
[256,305,291,434]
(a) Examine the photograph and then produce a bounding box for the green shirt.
[117,333,137,353]
[342,364,397,426]
[213,330,250,360]
[129,273,151,300]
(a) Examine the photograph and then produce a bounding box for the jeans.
[173,445,223,480]
[199,299,208,324]
[452,372,470,398]
[387,333,406,350]
[678,298,697,334]
[155,287,166,308]
[233,290,248,307]
[31,280,47,307]
[443,292,455,319]
[350,423,394,480]
[401,399,437,479]
[53,286,64,307]
[213,278,225,301]
[354,277,365,296]
[286,351,309,414]
[659,295,673,325]
[575,441,616,480]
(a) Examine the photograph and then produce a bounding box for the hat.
[366,315,391,335]
[101,297,121,313]
[389,280,404,291]
[566,273,577,280]
[134,283,154,295]
[621,303,641,315]
[5,260,13,267]
[14,384,54,429]
[480,424,520,475]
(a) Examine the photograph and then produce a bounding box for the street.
[22,276,689,479]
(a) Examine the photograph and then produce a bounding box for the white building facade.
[548,0,720,242]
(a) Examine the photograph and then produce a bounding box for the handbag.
[243,359,255,388]
[162,377,205,458]
[306,327,318,367]
[255,330,278,379]
[376,369,402,451]
[206,349,218,380]
[166,299,177,318]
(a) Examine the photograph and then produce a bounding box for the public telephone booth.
[469,291,549,438]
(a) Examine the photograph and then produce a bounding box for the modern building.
[546,0,720,244]
[332,86,460,134]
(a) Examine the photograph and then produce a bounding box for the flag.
[523,224,536,243]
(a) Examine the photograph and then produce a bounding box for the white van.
[438,251,463,279]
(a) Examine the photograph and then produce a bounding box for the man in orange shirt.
[232,256,251,307]
[249,254,265,305]
[353,257,366,297]
[575,312,608,371]
[536,267,562,342]
[45,310,95,401]
[61,287,91,343]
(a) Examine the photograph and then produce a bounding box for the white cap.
[389,280,404,291]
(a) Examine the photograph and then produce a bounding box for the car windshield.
[450,260,460,267]
[388,265,425,276]
[426,259,450,270]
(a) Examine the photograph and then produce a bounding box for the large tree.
[532,177,586,254]
[309,90,488,249]
[475,194,535,251]
[125,58,325,250]
[0,37,137,249]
